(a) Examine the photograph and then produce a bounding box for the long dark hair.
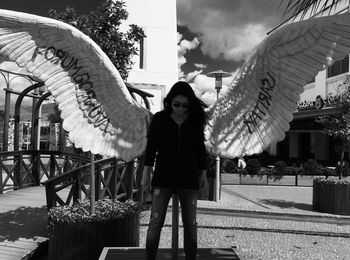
[163,81,207,127]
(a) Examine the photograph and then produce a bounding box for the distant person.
[238,157,246,169]
[141,81,208,260]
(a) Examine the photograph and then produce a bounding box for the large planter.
[49,214,139,260]
[313,177,350,215]
[48,199,143,260]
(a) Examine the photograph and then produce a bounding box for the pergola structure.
[0,68,44,152]
[0,68,154,153]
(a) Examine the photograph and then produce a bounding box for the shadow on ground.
[258,199,313,212]
[0,206,48,242]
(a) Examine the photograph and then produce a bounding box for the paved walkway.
[1,184,350,259]
[198,185,350,225]
[0,186,48,260]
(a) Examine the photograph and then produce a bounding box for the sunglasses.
[172,102,190,108]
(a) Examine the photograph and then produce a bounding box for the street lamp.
[207,70,231,201]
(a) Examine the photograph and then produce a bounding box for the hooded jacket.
[144,110,207,189]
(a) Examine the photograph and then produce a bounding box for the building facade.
[270,2,350,166]
[123,0,178,113]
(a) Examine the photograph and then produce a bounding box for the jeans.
[145,187,198,260]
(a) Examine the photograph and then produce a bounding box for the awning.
[292,107,339,119]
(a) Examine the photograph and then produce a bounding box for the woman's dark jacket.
[144,110,207,189]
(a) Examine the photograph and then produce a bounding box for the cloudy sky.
[0,0,102,110]
[0,0,289,107]
[176,0,288,104]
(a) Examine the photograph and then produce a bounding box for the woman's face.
[171,95,190,116]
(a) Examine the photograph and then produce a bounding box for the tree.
[48,0,145,80]
[316,79,350,178]
[281,0,340,19]
[46,0,145,154]
[47,104,61,124]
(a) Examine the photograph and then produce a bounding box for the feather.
[0,9,151,161]
[207,12,350,158]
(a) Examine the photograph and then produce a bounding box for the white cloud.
[177,33,200,80]
[194,63,207,69]
[201,23,267,62]
[177,0,283,62]
[185,69,203,83]
[176,31,240,106]
[179,36,200,51]
[189,70,238,107]
[176,0,284,102]
[0,61,39,109]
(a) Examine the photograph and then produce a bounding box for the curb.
[196,205,350,225]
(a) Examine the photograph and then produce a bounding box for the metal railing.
[43,157,144,210]
[0,150,144,211]
[0,150,90,193]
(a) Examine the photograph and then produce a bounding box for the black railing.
[43,157,144,210]
[221,172,350,186]
[0,150,144,211]
[0,150,90,193]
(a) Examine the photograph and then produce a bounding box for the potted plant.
[48,198,145,260]
[313,177,350,215]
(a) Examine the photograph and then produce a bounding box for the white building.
[271,1,350,166]
[123,0,178,113]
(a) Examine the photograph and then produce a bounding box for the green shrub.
[245,158,261,175]
[314,177,350,186]
[321,167,336,177]
[285,166,298,176]
[238,168,247,175]
[301,159,322,175]
[274,161,287,175]
[48,199,145,236]
[270,160,286,181]
[48,199,144,223]
[222,158,238,173]
[259,167,273,179]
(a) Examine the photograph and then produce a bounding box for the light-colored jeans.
[145,187,198,260]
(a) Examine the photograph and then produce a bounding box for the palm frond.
[281,0,340,19]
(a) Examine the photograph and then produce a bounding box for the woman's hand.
[141,166,152,192]
[199,170,208,191]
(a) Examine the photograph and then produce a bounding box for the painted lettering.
[44,46,56,60]
[74,73,89,84]
[66,59,84,77]
[32,46,45,61]
[243,72,276,134]
[53,49,68,65]
[86,89,96,99]
[30,45,112,133]
[61,56,76,69]
[243,114,256,134]
[78,81,93,91]
[94,115,110,128]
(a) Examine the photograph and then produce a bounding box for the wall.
[123,0,178,95]
[294,0,350,106]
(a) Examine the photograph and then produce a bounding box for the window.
[327,55,349,78]
[131,36,145,70]
[139,37,144,69]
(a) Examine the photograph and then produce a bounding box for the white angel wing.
[206,12,350,158]
[0,9,151,162]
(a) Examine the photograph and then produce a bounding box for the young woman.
[141,81,208,260]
